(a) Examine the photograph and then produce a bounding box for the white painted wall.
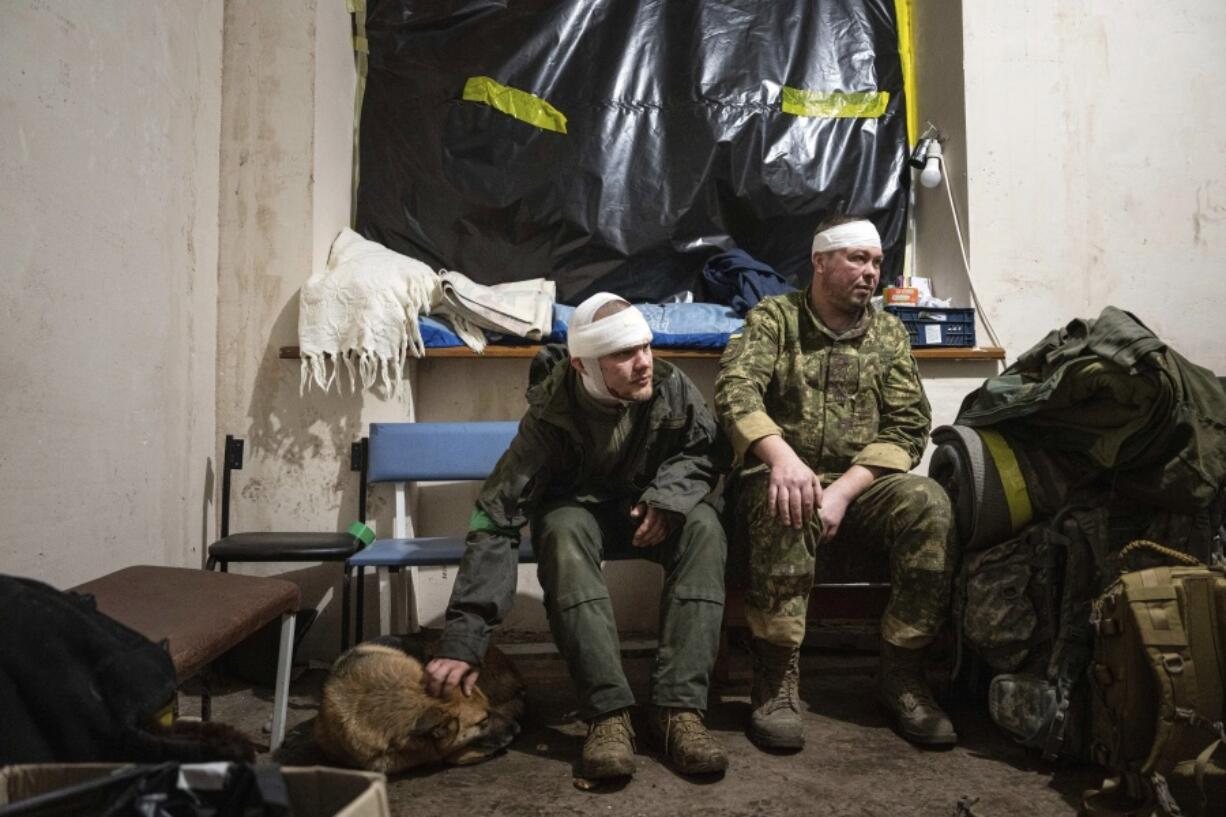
[0,1,222,586]
[933,0,1225,372]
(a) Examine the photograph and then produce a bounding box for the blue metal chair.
[349,421,533,640]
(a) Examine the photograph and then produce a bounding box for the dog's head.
[410,688,520,766]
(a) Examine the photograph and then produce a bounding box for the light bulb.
[919,141,943,188]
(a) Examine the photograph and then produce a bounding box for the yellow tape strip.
[780,87,889,118]
[978,429,1034,534]
[462,76,568,134]
[894,0,918,145]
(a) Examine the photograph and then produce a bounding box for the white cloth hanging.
[298,228,442,398]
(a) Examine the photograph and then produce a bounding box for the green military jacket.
[437,345,720,665]
[714,290,930,477]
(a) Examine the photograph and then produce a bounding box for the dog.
[314,637,526,773]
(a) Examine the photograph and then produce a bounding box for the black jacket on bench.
[437,345,721,665]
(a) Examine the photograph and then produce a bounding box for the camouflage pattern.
[988,673,1061,748]
[735,468,954,649]
[714,292,950,649]
[714,291,931,474]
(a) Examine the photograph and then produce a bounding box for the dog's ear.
[410,704,451,738]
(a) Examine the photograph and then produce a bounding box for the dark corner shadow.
[270,716,330,765]
[243,292,368,532]
[954,713,1103,812]
[509,721,584,766]
[705,698,749,733]
[795,667,884,731]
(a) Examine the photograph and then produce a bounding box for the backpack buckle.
[1162,654,1185,675]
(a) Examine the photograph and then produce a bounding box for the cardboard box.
[883,286,920,306]
[0,764,389,817]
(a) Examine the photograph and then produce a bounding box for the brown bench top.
[72,566,300,681]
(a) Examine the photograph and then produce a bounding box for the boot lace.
[755,654,800,715]
[587,711,633,752]
[660,710,718,754]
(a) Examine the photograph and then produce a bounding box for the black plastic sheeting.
[356,0,910,305]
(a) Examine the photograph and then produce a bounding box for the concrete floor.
[204,643,1102,817]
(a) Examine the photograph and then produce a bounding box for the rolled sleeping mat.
[929,425,1034,552]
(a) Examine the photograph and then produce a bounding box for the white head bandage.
[568,293,653,404]
[811,220,882,257]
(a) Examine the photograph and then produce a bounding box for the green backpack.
[1082,543,1226,817]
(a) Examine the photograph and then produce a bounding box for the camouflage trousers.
[734,468,955,650]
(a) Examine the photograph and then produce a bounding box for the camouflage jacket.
[714,290,931,476]
[437,345,720,665]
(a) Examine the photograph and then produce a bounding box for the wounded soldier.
[715,215,958,749]
[425,293,729,780]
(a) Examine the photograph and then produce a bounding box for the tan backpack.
[1083,542,1226,817]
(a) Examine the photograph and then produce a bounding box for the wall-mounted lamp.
[908,133,944,188]
[919,140,943,188]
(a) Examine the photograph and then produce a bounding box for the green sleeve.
[852,325,931,472]
[714,306,785,461]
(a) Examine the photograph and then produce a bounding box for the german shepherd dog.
[314,637,526,773]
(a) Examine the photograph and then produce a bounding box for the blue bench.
[348,421,533,640]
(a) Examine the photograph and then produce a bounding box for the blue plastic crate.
[885,306,976,348]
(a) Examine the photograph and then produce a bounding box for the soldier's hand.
[630,503,681,547]
[424,657,480,698]
[817,492,850,543]
[768,453,822,529]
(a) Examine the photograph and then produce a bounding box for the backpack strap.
[1129,569,1213,778]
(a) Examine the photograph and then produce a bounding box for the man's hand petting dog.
[425,657,480,698]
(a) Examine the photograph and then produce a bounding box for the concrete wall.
[0,1,223,586]
[915,0,1226,372]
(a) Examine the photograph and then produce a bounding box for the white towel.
[298,228,441,398]
[435,270,555,343]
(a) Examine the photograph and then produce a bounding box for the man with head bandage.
[425,293,729,781]
[715,215,957,750]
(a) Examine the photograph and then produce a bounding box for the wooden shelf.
[280,344,1004,361]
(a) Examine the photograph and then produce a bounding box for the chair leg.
[407,566,419,634]
[340,565,352,652]
[205,555,217,571]
[355,566,365,643]
[378,567,392,636]
[269,612,296,752]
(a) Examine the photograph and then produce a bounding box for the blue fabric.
[349,536,538,567]
[547,303,742,348]
[421,303,744,349]
[701,249,796,317]
[419,315,464,348]
[367,421,519,483]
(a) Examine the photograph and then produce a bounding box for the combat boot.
[646,706,728,775]
[581,708,636,779]
[748,638,804,750]
[877,642,957,746]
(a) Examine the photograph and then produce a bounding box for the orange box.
[884,287,920,306]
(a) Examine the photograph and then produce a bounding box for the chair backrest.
[366,422,520,538]
[367,422,520,483]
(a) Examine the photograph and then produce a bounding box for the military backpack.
[1082,542,1226,817]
